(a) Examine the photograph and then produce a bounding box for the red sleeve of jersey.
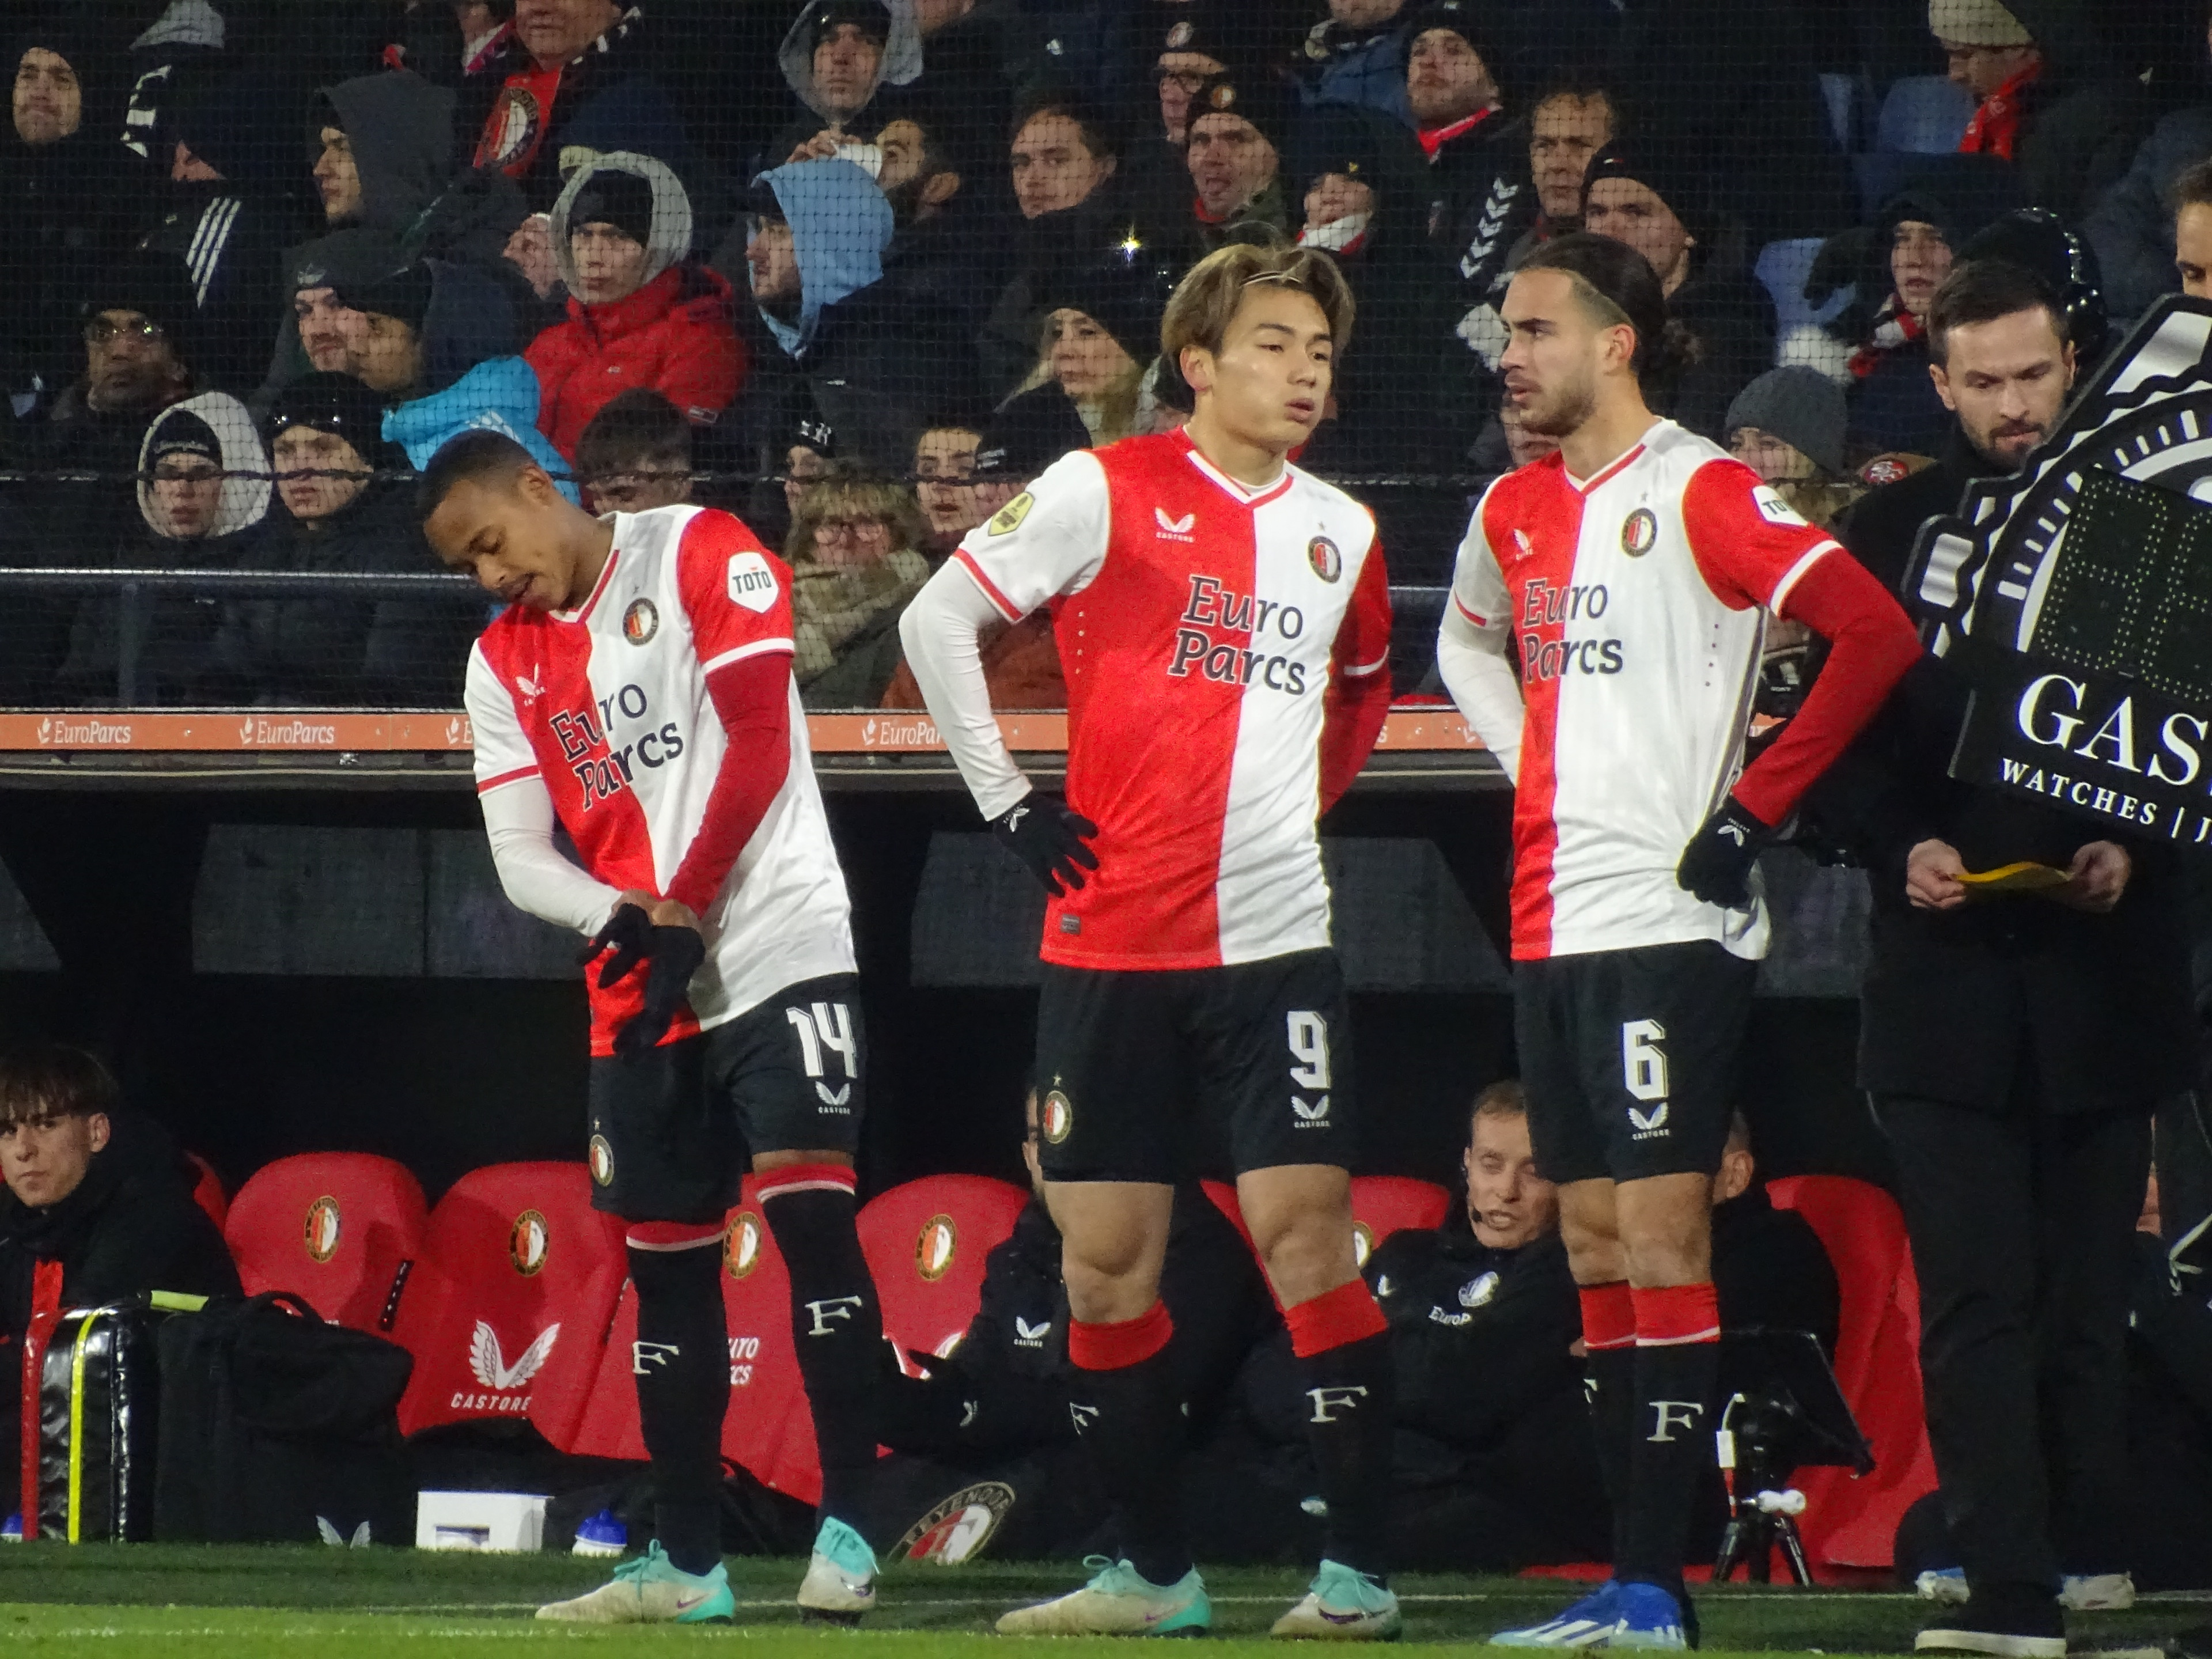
[675,509,797,668]
[1320,543,1393,810]
[1334,539,1393,680]
[662,652,792,916]
[1680,459,1842,612]
[1732,549,1920,826]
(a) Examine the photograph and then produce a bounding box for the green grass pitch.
[0,1547,2202,1657]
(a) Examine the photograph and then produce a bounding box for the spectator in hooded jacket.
[738,157,980,479]
[0,1044,240,1521]
[525,150,743,463]
[308,70,456,237]
[784,472,933,708]
[56,391,270,706]
[1580,144,1775,439]
[1827,157,2024,459]
[0,19,136,406]
[1936,0,2156,225]
[461,1,688,213]
[224,372,468,707]
[772,0,923,163]
[1294,0,1416,128]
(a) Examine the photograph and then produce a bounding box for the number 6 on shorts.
[1622,1018,1669,1101]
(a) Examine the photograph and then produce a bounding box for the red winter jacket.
[525,262,746,460]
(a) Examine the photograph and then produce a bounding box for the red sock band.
[1283,1278,1388,1359]
[1069,1301,1174,1371]
[624,1221,725,1251]
[1578,1281,1637,1351]
[1631,1281,1721,1347]
[754,1162,856,1203]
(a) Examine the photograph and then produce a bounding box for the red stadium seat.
[1349,1176,1451,1267]
[185,1152,227,1232]
[1766,1174,1940,1575]
[224,1153,428,1332]
[563,1176,823,1505]
[858,1175,1029,1366]
[390,1162,627,1446]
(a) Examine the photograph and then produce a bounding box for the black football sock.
[1618,1283,1722,1601]
[626,1233,731,1577]
[1577,1282,1639,1568]
[1284,1282,1394,1582]
[1070,1304,1191,1588]
[759,1166,883,1536]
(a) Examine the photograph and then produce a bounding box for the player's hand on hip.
[991,790,1100,896]
[612,925,709,1060]
[2054,840,2130,912]
[1904,839,1968,911]
[1675,794,1769,908]
[644,896,702,933]
[579,898,656,987]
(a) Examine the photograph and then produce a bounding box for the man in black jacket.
[1813,258,2196,1658]
[0,1044,240,1518]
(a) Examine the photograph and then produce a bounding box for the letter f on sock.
[803,1294,865,1336]
[1646,1399,1706,1442]
[1306,1384,1370,1423]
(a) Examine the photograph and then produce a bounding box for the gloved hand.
[1676,796,1771,908]
[612,924,707,1059]
[990,791,1100,896]
[578,902,655,987]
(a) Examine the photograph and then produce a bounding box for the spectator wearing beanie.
[1176,70,1295,256]
[1933,0,2154,224]
[1410,1,1534,316]
[223,372,465,707]
[1014,254,1173,447]
[1724,368,1860,530]
[524,151,744,463]
[1580,144,1774,440]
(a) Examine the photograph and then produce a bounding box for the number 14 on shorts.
[786,1002,858,1109]
[1622,1019,1671,1137]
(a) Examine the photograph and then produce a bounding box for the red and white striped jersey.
[467,506,853,1052]
[954,431,1392,971]
[1448,420,1840,961]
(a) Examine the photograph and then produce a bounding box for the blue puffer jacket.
[383,357,579,502]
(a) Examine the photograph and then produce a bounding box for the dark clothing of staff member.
[1808,257,2195,1658]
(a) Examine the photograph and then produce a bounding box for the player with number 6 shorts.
[901,241,1400,1639]
[1434,235,1919,1649]
[418,430,889,1627]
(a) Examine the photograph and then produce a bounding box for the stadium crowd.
[0,0,2205,710]
[7,0,2212,1638]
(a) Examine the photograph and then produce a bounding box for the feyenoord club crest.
[1308,536,1342,582]
[893,1481,1017,1565]
[623,597,658,645]
[478,85,543,171]
[509,1209,550,1276]
[1166,20,1193,47]
[1620,507,1657,556]
[303,1195,342,1263]
[589,1134,614,1186]
[724,1210,764,1279]
[915,1214,958,1282]
[1042,1089,1074,1144]
[1913,296,2212,844]
[1351,1221,1376,1266]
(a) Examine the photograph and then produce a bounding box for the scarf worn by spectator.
[1958,59,2040,162]
[791,547,931,685]
[1847,292,1926,380]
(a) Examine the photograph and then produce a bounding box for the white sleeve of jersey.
[897,562,1032,820]
[1437,488,1524,785]
[948,449,1112,619]
[479,771,624,936]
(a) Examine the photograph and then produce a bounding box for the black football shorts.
[587,972,865,1224]
[1033,948,1354,1184]
[1513,941,1753,1187]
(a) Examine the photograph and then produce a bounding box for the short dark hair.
[575,389,691,482]
[1926,257,2064,368]
[416,428,537,521]
[2177,159,2212,215]
[1518,230,1669,378]
[1011,94,1119,162]
[1472,1078,1527,1123]
[0,1043,119,1130]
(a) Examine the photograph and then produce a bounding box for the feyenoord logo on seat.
[1620,507,1657,556]
[509,1208,550,1276]
[1308,536,1342,582]
[1041,1089,1073,1144]
[303,1195,342,1263]
[1912,297,2212,842]
[588,1134,614,1187]
[724,1209,764,1279]
[915,1214,958,1282]
[1351,1220,1376,1266]
[622,598,657,645]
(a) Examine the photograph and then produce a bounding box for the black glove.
[612,924,707,1059]
[990,791,1100,896]
[1676,795,1771,908]
[578,902,654,988]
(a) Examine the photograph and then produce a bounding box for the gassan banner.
[1908,296,2212,844]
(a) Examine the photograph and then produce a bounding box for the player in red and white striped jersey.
[900,243,1400,1640]
[420,431,887,1627]
[1435,236,1918,1647]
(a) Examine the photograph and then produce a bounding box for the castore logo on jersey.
[1154,507,1196,541]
